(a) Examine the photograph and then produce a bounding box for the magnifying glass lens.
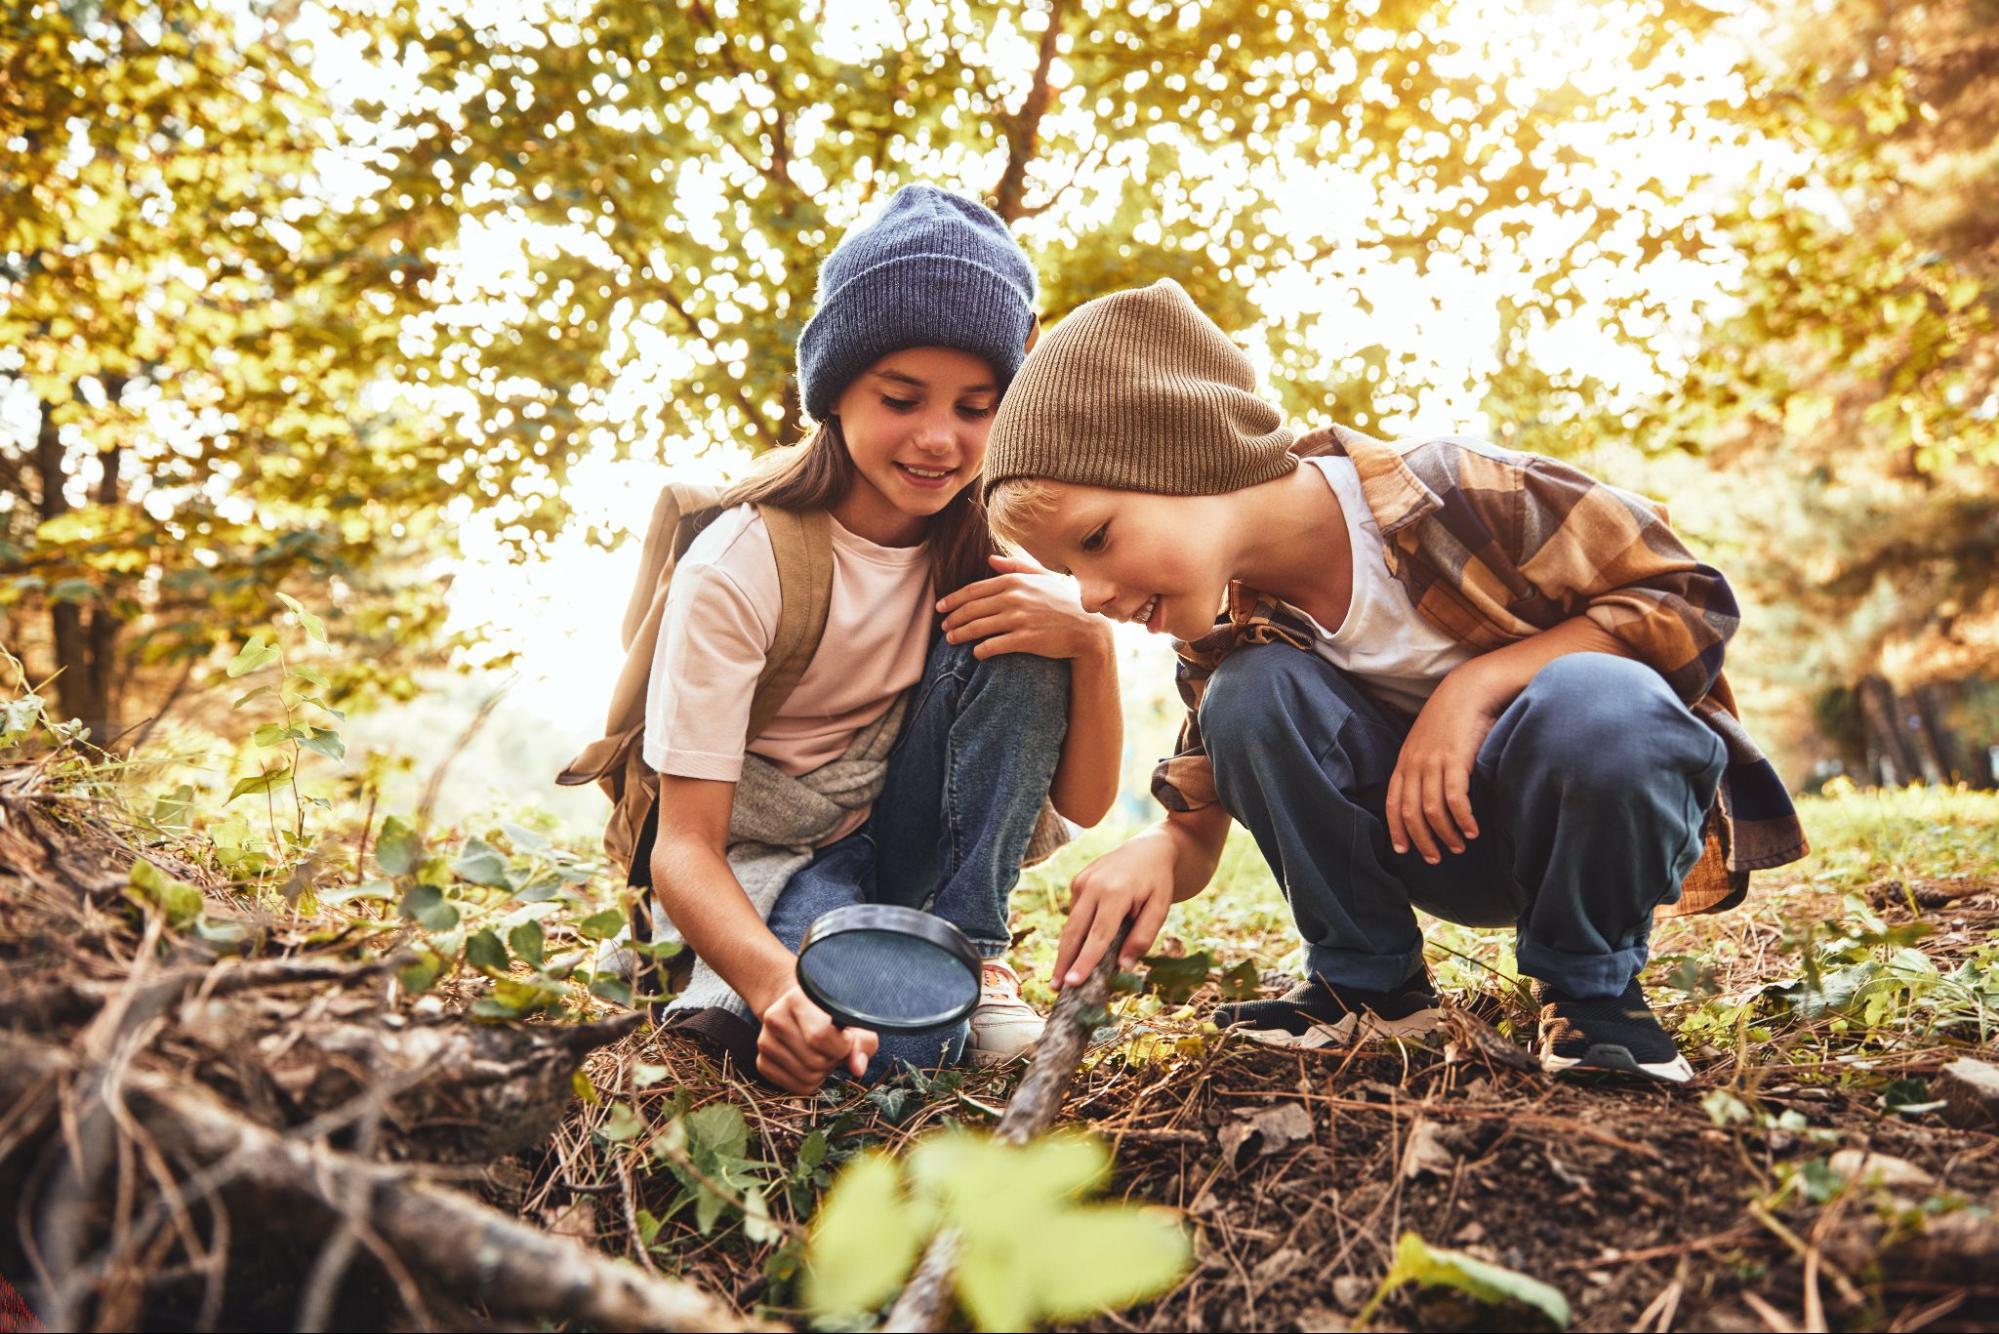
[797,905,982,1033]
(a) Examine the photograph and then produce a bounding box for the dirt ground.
[7,738,1996,1333]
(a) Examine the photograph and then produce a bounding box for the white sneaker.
[969,960,1045,1064]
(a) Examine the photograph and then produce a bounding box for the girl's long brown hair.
[721,418,998,597]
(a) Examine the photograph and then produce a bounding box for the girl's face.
[831,346,999,542]
[1007,480,1239,641]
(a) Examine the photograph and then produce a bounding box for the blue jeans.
[762,637,1069,1079]
[1199,646,1727,998]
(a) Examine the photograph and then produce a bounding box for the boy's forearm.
[649,838,795,1015]
[1048,626,1121,827]
[1447,616,1634,712]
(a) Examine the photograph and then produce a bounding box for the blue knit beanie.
[795,185,1039,422]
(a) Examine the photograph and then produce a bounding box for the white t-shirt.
[643,506,933,836]
[1276,455,1476,715]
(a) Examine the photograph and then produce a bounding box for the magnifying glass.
[796,903,982,1033]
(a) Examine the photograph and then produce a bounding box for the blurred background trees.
[3,0,1993,794]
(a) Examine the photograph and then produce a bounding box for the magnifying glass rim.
[796,903,982,1033]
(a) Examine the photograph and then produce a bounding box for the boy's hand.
[1386,673,1505,864]
[756,983,876,1094]
[1053,837,1176,989]
[938,554,1112,661]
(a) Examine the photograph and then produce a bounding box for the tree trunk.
[1913,682,1967,785]
[1856,674,1920,786]
[31,399,122,745]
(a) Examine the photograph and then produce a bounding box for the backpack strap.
[745,505,834,743]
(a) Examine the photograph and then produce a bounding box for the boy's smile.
[1001,466,1355,642]
[1003,481,1240,641]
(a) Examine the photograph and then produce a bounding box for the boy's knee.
[1506,654,1722,784]
[1200,645,1344,760]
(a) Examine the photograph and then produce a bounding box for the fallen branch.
[882,926,1129,1333]
[2,1030,776,1333]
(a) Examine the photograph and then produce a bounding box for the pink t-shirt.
[643,505,933,836]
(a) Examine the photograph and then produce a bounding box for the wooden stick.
[882,926,1129,1332]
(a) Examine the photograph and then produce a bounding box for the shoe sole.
[1230,1005,1444,1051]
[1541,1044,1693,1085]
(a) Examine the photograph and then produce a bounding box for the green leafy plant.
[218,599,347,869]
[1356,1231,1570,1330]
[804,1130,1189,1331]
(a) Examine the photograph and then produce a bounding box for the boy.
[981,279,1806,1082]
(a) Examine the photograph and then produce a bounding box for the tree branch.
[991,0,1069,222]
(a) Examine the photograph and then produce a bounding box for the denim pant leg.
[763,832,966,1080]
[865,636,1070,959]
[1200,643,1436,991]
[1472,653,1728,997]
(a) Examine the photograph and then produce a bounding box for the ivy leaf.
[226,635,280,679]
[1357,1232,1570,1329]
[150,784,195,833]
[960,1203,1188,1331]
[601,1102,644,1143]
[471,977,565,1020]
[299,726,345,760]
[319,878,396,905]
[274,590,327,644]
[1141,950,1214,1004]
[1218,959,1261,1001]
[508,919,545,968]
[465,928,509,974]
[225,766,292,804]
[400,883,460,932]
[577,907,627,941]
[398,949,443,995]
[375,815,422,876]
[126,857,204,930]
[804,1153,931,1316]
[453,837,510,888]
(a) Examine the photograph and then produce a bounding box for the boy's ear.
[1023,314,1041,354]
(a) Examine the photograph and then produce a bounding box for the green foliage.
[3,1,468,740]
[1356,1231,1570,1329]
[804,1129,1189,1330]
[125,857,203,931]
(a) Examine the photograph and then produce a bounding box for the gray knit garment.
[663,695,908,1021]
[983,277,1297,497]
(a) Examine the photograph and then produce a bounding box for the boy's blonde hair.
[984,476,1064,549]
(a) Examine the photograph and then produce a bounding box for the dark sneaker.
[1213,971,1443,1050]
[1537,979,1693,1084]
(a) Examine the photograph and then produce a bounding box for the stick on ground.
[882,926,1129,1333]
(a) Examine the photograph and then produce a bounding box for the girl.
[637,186,1121,1094]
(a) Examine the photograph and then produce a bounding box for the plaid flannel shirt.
[1151,425,1807,918]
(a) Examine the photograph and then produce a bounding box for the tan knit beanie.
[983,278,1296,497]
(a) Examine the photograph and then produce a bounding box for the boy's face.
[1006,480,1239,641]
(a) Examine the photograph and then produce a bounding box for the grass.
[1006,783,1999,1078]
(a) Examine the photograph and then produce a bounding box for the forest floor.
[555,782,1999,1333]
[3,711,1996,1333]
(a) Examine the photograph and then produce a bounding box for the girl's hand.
[756,983,876,1094]
[1385,670,1506,865]
[1052,836,1177,990]
[937,554,1113,661]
